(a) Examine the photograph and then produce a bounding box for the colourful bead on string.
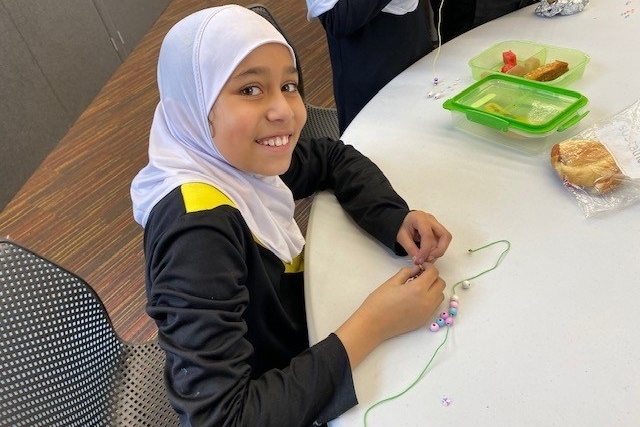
[425,0,463,101]
[363,239,511,427]
[427,78,461,100]
[430,241,511,333]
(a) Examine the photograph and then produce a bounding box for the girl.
[130,5,451,426]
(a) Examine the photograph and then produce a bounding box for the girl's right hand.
[335,264,445,368]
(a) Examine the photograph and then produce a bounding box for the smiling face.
[208,42,307,176]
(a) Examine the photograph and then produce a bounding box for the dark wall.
[0,0,171,209]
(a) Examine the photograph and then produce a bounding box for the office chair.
[247,4,340,141]
[0,240,179,427]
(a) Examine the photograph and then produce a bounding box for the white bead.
[450,294,459,301]
[461,280,471,290]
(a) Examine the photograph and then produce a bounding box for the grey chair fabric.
[247,4,340,141]
[302,104,340,141]
[0,240,179,427]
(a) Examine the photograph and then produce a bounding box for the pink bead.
[445,317,454,326]
[430,323,440,332]
[440,311,449,319]
[449,301,458,308]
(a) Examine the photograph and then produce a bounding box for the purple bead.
[430,323,440,332]
[445,317,454,326]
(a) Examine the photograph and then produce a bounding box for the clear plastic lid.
[443,74,589,136]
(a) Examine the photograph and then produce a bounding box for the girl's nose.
[266,92,296,122]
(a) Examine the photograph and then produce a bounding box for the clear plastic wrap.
[550,100,640,217]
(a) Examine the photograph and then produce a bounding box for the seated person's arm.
[283,137,451,263]
[282,137,409,251]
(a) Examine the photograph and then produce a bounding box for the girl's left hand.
[396,210,452,264]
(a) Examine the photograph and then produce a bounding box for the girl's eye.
[240,85,262,96]
[282,82,298,93]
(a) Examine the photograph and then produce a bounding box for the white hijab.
[130,5,305,263]
[306,0,419,20]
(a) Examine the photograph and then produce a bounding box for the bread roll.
[550,139,621,194]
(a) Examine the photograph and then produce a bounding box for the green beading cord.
[452,239,511,294]
[363,240,511,427]
[363,327,450,427]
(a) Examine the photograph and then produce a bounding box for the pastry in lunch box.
[550,139,622,194]
[524,60,569,82]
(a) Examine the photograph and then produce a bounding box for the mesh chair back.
[302,104,340,141]
[0,240,178,427]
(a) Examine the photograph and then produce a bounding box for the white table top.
[305,2,640,426]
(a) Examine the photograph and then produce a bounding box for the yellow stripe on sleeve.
[181,182,303,273]
[180,182,235,213]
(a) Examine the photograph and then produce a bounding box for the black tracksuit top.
[144,136,410,426]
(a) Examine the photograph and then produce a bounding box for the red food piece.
[502,50,517,66]
[501,63,516,73]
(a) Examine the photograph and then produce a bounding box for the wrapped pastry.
[550,139,621,194]
[550,100,640,217]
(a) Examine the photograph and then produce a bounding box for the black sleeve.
[317,0,396,37]
[145,207,356,426]
[282,137,410,253]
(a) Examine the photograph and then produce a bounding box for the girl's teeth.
[260,136,288,146]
